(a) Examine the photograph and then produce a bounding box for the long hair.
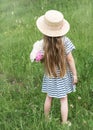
[43,35,66,77]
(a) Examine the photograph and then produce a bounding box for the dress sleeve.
[64,37,75,55]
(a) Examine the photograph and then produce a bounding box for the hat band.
[44,16,63,30]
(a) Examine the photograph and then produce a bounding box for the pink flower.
[30,40,44,62]
[35,51,43,62]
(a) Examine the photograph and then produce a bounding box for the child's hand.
[73,76,78,84]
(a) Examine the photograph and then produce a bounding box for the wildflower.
[78,96,81,100]
[70,104,74,108]
[11,11,14,15]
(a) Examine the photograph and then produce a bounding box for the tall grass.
[0,0,93,129]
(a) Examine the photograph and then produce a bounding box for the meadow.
[0,0,93,130]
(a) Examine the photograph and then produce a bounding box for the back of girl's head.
[43,35,66,77]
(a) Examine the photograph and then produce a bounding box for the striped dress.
[42,36,76,98]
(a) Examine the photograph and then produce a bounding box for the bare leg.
[60,96,68,123]
[44,95,52,119]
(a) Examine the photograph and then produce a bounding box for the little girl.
[30,10,78,124]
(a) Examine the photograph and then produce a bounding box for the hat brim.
[36,15,70,37]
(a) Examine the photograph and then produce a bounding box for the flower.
[35,51,43,62]
[78,96,81,100]
[30,40,44,62]
[70,104,74,108]
[11,11,14,15]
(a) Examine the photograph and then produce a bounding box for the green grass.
[0,0,93,130]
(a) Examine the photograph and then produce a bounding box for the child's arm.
[66,52,78,84]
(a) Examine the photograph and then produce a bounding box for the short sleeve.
[64,37,75,55]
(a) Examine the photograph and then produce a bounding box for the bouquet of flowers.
[30,40,44,62]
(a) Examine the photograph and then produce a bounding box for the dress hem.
[42,90,74,98]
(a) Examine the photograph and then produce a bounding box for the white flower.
[30,40,44,62]
[30,50,38,62]
[70,104,74,108]
[11,11,14,15]
[33,40,44,50]
[78,96,81,100]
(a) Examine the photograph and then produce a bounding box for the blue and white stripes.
[42,36,76,98]
[64,36,75,55]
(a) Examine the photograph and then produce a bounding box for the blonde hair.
[43,35,66,77]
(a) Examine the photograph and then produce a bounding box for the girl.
[30,10,78,124]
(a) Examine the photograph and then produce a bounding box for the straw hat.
[36,10,70,37]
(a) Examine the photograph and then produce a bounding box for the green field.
[0,0,93,130]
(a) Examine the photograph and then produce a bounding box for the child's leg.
[60,96,68,123]
[44,95,52,118]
